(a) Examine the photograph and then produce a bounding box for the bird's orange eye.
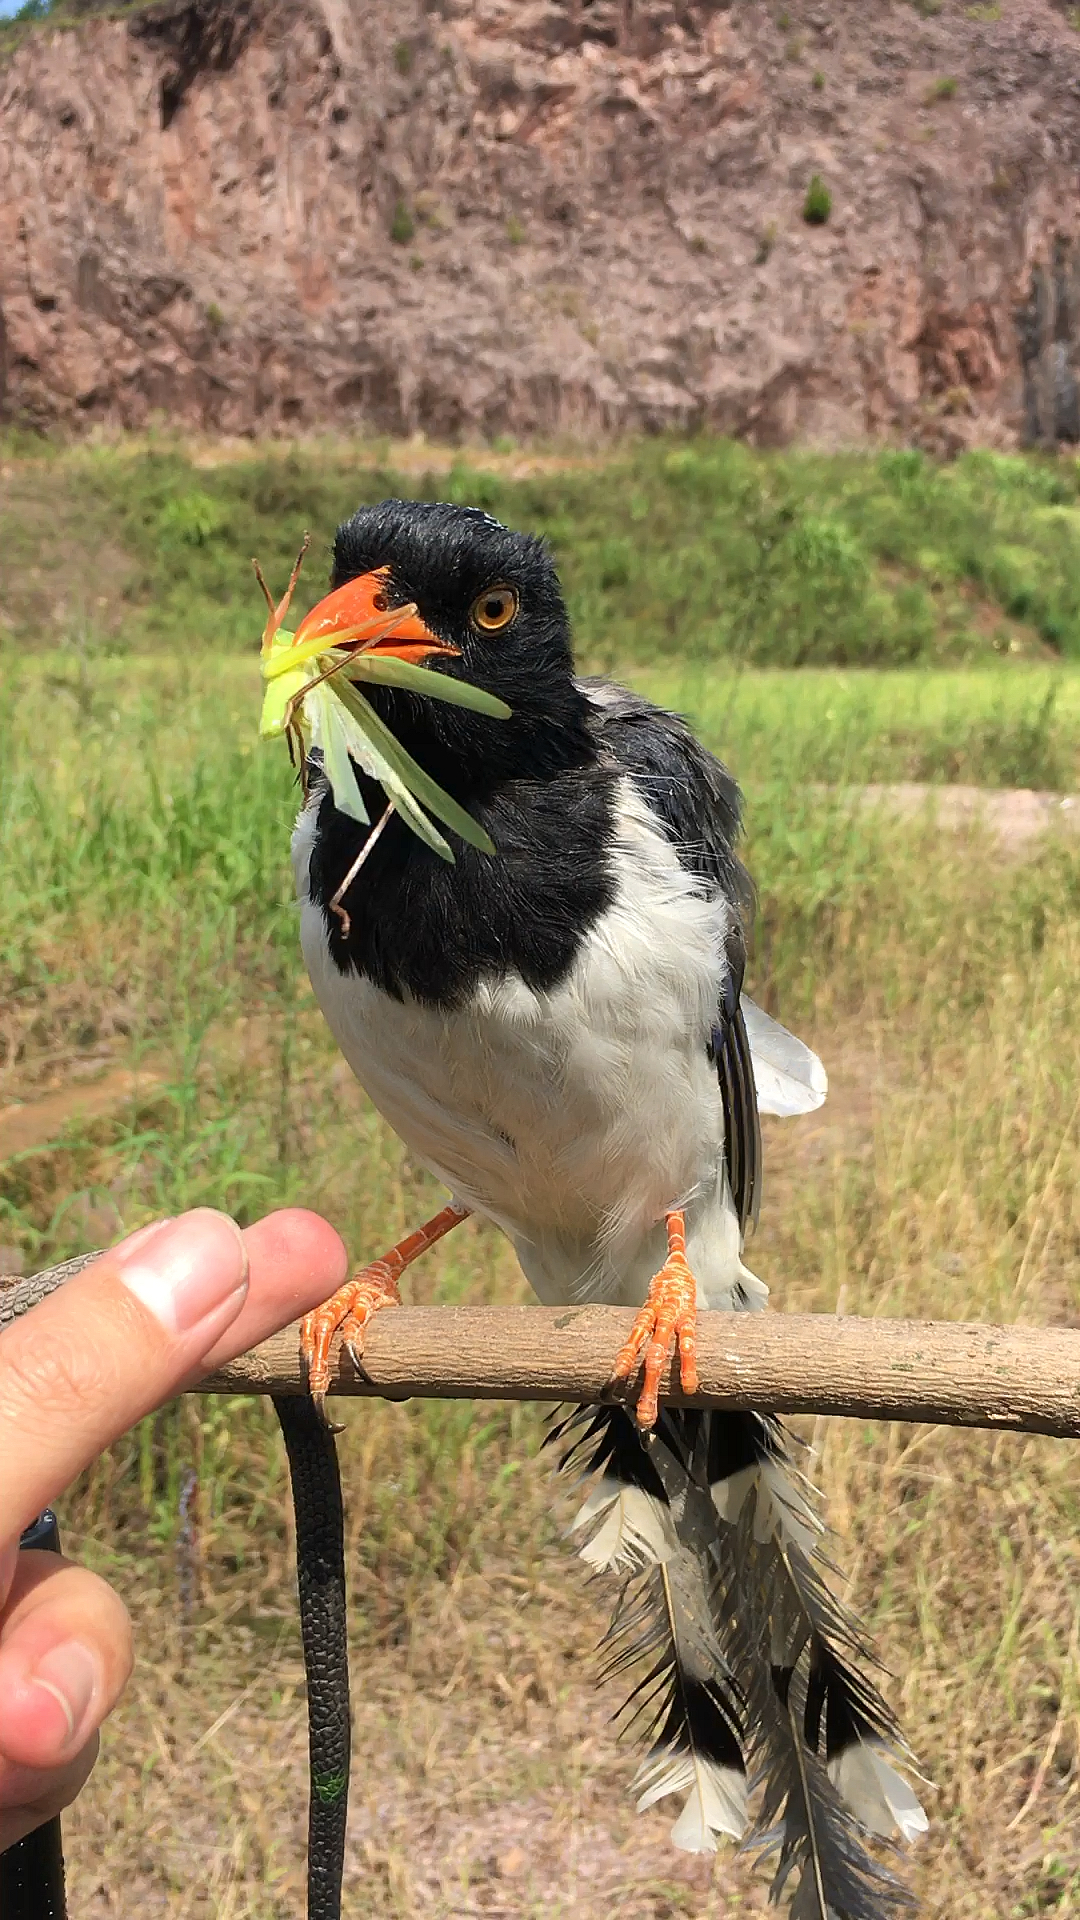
[470,584,518,633]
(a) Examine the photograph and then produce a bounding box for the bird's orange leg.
[610,1209,700,1429]
[301,1202,470,1418]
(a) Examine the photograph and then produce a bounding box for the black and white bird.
[288,499,927,1917]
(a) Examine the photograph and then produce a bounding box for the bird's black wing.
[582,680,762,1234]
[709,945,762,1236]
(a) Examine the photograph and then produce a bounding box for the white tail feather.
[570,1477,679,1572]
[634,1749,748,1850]
[711,1460,820,1561]
[828,1743,929,1843]
[742,999,828,1117]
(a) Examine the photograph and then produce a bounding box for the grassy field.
[7,431,1080,671]
[2,439,1080,1917]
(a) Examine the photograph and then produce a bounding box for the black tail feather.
[551,1404,922,1916]
[710,1493,915,1919]
[601,1555,749,1849]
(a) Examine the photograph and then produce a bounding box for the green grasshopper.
[255,537,510,885]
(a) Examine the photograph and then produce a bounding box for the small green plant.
[409,254,425,273]
[755,220,779,263]
[776,7,792,25]
[156,491,227,548]
[802,174,831,225]
[785,34,803,59]
[1069,7,1080,29]
[811,69,825,90]
[689,234,708,255]
[909,0,942,14]
[414,191,450,232]
[942,384,974,416]
[925,75,958,102]
[505,214,526,246]
[205,301,225,333]
[389,199,415,245]
[393,39,412,75]
[965,3,1001,17]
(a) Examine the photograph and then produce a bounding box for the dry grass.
[2,653,1080,1916]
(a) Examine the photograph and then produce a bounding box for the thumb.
[0,1210,249,1550]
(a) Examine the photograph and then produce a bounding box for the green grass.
[3,654,1078,1031]
[641,662,1080,790]
[7,435,1080,669]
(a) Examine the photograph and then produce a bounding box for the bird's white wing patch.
[741,998,828,1117]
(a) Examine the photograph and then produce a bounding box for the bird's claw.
[298,1333,344,1431]
[610,1230,699,1430]
[299,1262,403,1420]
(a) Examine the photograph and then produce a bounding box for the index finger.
[0,1208,346,1548]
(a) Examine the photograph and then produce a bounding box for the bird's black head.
[299,500,621,999]
[314,498,595,798]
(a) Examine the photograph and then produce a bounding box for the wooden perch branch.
[202,1305,1080,1439]
[5,1258,1079,1437]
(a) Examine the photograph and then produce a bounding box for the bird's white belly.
[295,782,759,1310]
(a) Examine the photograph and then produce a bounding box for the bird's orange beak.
[292,568,458,666]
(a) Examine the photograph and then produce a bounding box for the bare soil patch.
[852,783,1080,854]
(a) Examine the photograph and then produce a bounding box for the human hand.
[0,1207,347,1848]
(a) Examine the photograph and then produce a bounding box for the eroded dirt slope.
[5,0,1080,443]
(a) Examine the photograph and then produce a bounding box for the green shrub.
[802,174,831,224]
[389,200,415,245]
[8,435,1080,665]
[156,491,228,549]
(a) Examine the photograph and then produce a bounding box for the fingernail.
[115,1209,249,1335]
[31,1641,99,1743]
[110,1217,176,1261]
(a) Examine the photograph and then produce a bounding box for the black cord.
[0,1511,68,1920]
[273,1395,351,1920]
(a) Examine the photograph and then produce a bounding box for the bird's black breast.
[306,760,619,1009]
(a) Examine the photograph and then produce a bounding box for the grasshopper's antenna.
[254,533,311,648]
[281,533,312,616]
[252,557,276,618]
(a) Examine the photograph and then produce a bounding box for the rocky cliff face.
[4,0,1080,446]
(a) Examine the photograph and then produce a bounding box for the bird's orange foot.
[610,1210,699,1429]
[299,1202,470,1424]
[300,1263,402,1424]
